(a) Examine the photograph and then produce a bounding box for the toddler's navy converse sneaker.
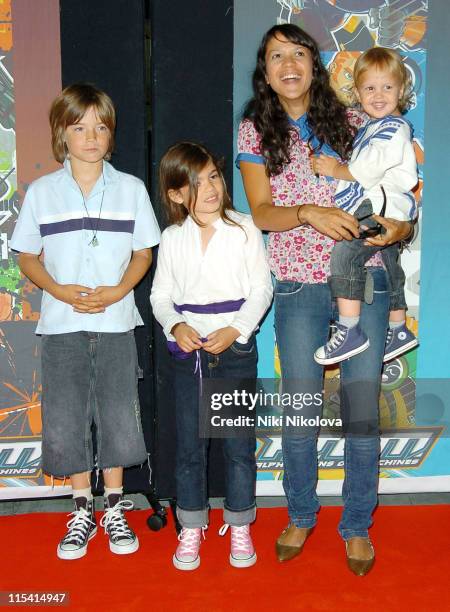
[314,322,370,365]
[384,323,418,362]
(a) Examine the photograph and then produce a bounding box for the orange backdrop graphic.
[0,0,62,497]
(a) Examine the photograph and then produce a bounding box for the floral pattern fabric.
[236,111,382,284]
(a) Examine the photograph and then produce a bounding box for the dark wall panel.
[150,1,234,217]
[60,0,153,493]
[150,1,234,497]
[60,0,147,180]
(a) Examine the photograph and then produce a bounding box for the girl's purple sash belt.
[173,298,245,316]
[167,298,245,359]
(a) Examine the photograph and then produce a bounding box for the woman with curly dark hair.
[237,24,413,576]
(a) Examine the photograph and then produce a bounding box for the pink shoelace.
[219,524,254,556]
[176,527,206,558]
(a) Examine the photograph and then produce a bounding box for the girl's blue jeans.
[274,267,389,540]
[173,336,257,528]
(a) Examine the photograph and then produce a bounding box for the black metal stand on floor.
[145,488,180,533]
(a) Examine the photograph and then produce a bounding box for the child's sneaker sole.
[230,552,257,568]
[109,537,139,555]
[383,338,418,363]
[57,527,97,560]
[314,339,370,365]
[173,553,200,571]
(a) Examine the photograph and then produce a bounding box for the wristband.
[296,206,303,225]
[406,220,415,240]
[404,220,415,241]
[400,220,416,252]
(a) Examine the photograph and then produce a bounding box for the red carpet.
[3,505,450,611]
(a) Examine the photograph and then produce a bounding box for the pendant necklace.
[75,171,105,247]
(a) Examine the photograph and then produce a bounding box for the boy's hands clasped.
[171,323,240,355]
[52,284,95,307]
[72,285,125,313]
[53,283,128,314]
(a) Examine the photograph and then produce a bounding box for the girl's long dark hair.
[159,141,239,229]
[243,24,355,176]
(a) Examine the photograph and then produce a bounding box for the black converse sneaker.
[57,497,97,560]
[100,494,139,555]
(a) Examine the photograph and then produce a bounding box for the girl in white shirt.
[312,47,419,366]
[151,142,272,571]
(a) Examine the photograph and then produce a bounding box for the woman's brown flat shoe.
[345,537,375,576]
[275,524,312,562]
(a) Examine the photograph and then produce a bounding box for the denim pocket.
[230,335,256,355]
[367,267,388,293]
[274,280,304,296]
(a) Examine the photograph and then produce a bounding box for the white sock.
[72,487,92,502]
[339,315,359,329]
[389,319,405,329]
[104,486,123,498]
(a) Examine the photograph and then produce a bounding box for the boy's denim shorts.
[41,330,147,477]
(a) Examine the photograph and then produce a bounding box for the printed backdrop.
[0,0,66,499]
[234,0,450,495]
[0,0,447,501]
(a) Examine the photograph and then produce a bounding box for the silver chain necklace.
[75,171,105,247]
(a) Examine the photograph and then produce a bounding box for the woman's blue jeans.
[274,267,389,540]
